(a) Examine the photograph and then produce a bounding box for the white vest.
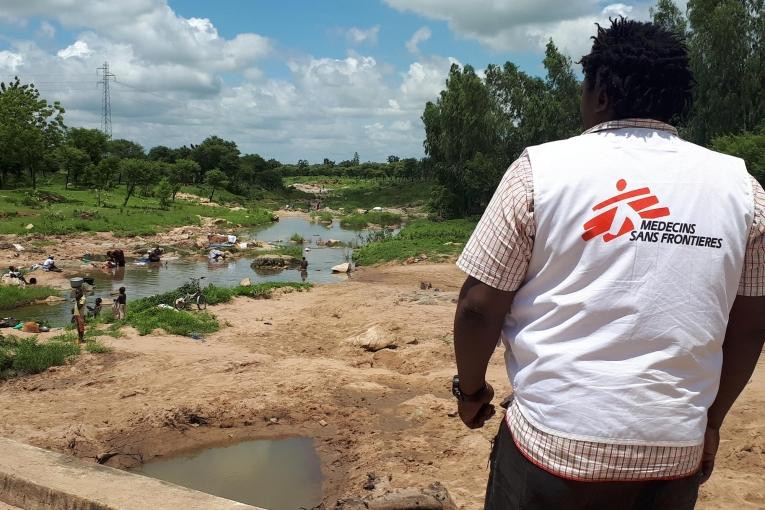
[505,127,753,446]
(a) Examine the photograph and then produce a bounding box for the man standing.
[72,288,87,345]
[452,18,765,509]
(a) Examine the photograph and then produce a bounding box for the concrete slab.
[0,438,265,510]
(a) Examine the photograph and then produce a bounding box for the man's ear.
[595,79,611,115]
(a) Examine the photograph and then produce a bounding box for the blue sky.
[0,0,666,162]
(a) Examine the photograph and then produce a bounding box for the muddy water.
[3,218,370,326]
[133,437,323,509]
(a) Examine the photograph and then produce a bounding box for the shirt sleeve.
[456,151,535,292]
[737,176,765,296]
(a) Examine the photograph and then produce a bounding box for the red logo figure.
[582,179,670,242]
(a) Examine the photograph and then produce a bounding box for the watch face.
[452,375,461,399]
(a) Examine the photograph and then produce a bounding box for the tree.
[684,0,764,144]
[0,77,65,188]
[650,0,688,35]
[254,169,283,190]
[57,145,90,189]
[120,158,155,207]
[352,152,360,165]
[387,155,400,164]
[323,158,335,167]
[168,159,200,201]
[107,139,145,160]
[711,122,765,185]
[191,136,240,183]
[67,127,108,165]
[155,178,173,209]
[88,156,119,206]
[204,169,228,201]
[148,145,175,163]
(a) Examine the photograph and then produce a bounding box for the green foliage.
[0,285,58,308]
[0,335,79,378]
[0,184,274,236]
[340,211,402,229]
[85,340,111,353]
[290,233,305,244]
[354,219,476,265]
[169,159,199,200]
[204,168,228,201]
[683,0,764,144]
[120,158,159,207]
[66,128,108,165]
[0,77,66,189]
[107,139,145,160]
[155,177,173,209]
[128,308,219,336]
[424,44,581,219]
[126,281,310,336]
[712,124,765,185]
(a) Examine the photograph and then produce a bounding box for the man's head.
[119,286,126,294]
[579,17,694,129]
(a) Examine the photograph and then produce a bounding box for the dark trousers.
[485,421,701,510]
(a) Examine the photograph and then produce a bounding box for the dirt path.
[0,263,762,509]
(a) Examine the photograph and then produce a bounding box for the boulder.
[347,325,397,352]
[332,262,351,273]
[251,255,299,268]
[326,239,344,247]
[239,277,252,287]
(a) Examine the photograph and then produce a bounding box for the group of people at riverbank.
[71,285,126,344]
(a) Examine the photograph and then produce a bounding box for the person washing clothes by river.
[6,266,28,285]
[113,287,126,320]
[72,289,87,344]
[42,255,60,272]
[451,18,765,510]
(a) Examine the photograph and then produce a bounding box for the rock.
[251,255,299,268]
[213,218,228,225]
[194,236,209,248]
[419,281,432,290]
[325,239,343,247]
[335,483,456,510]
[347,325,397,352]
[319,419,328,427]
[25,224,34,230]
[12,243,24,252]
[239,277,252,287]
[332,262,351,273]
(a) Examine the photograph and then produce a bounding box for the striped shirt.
[457,118,765,481]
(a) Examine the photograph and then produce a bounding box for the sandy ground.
[0,262,762,508]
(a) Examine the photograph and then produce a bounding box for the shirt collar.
[583,118,679,137]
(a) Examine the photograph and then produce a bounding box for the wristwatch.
[452,375,486,402]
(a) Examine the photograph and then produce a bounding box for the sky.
[0,0,677,163]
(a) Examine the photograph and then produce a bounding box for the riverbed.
[2,217,369,326]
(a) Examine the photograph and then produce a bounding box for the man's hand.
[700,425,720,484]
[457,383,495,429]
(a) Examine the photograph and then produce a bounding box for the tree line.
[423,0,764,218]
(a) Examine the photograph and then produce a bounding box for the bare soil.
[0,262,762,509]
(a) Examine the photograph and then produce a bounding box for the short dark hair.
[580,17,694,123]
[119,287,126,293]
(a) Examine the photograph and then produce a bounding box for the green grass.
[340,211,402,229]
[0,185,274,236]
[251,245,303,259]
[0,334,80,379]
[290,233,305,244]
[311,211,334,223]
[0,285,59,309]
[353,219,477,265]
[124,281,311,336]
[85,340,111,353]
[284,176,434,211]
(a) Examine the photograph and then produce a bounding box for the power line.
[96,62,115,138]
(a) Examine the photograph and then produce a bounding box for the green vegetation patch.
[0,335,80,379]
[353,219,476,265]
[0,285,59,309]
[125,281,311,336]
[0,184,274,236]
[340,211,402,230]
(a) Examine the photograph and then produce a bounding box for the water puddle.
[3,218,372,326]
[133,437,323,510]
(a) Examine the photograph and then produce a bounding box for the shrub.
[340,211,401,229]
[290,233,305,244]
[11,337,79,375]
[85,340,111,353]
[0,285,59,309]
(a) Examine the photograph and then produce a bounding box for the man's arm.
[453,276,516,428]
[702,295,765,482]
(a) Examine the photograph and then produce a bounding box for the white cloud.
[345,26,380,45]
[385,0,651,57]
[37,21,56,38]
[406,27,431,54]
[57,40,93,60]
[0,51,23,72]
[0,1,460,162]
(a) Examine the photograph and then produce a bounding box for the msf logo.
[582,179,670,242]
